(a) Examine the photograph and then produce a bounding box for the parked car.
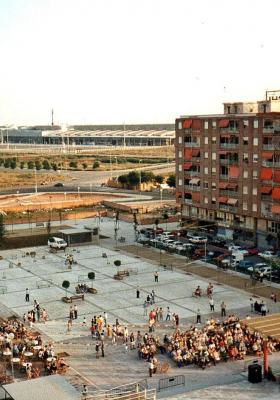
[48,237,67,250]
[246,248,259,256]
[259,250,274,259]
[227,244,242,252]
[189,236,208,244]
[54,182,64,187]
[209,238,227,247]
[238,260,254,270]
[247,263,268,273]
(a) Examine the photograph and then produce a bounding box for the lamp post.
[78,186,80,199]
[159,186,163,208]
[34,167,38,194]
[139,160,142,195]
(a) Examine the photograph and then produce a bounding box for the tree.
[10,160,17,169]
[140,171,155,183]
[42,160,50,170]
[62,280,70,297]
[162,212,169,230]
[82,162,87,170]
[46,219,51,235]
[0,214,5,248]
[4,159,11,168]
[35,161,42,170]
[127,171,140,187]
[88,272,95,288]
[69,161,77,168]
[154,218,159,228]
[166,174,176,188]
[118,174,128,186]
[20,161,25,169]
[154,175,164,184]
[93,161,100,169]
[27,160,35,169]
[114,260,121,272]
[52,163,58,171]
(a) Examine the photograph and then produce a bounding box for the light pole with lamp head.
[139,160,142,195]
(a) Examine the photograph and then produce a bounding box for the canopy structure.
[3,375,80,400]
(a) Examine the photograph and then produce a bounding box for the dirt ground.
[0,170,67,188]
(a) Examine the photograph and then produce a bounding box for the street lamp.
[139,160,142,195]
[34,167,38,194]
[159,186,163,207]
[78,186,80,199]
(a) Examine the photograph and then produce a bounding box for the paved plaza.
[1,218,280,398]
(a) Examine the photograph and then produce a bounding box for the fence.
[85,380,156,400]
[158,375,185,391]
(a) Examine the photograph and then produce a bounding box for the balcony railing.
[185,170,200,176]
[184,199,193,205]
[262,161,280,168]
[185,185,201,192]
[219,158,239,165]
[219,174,229,180]
[184,142,200,148]
[219,205,238,213]
[220,127,239,133]
[263,144,274,150]
[263,127,274,133]
[220,143,239,149]
[261,194,272,201]
[219,189,239,196]
[262,212,280,221]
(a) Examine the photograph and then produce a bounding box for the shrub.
[93,161,100,169]
[62,280,70,297]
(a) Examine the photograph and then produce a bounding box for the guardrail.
[158,375,185,391]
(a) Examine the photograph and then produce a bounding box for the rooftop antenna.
[51,108,54,126]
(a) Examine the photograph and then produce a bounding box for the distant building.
[0,123,175,146]
[175,90,280,247]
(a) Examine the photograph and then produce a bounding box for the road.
[0,163,175,198]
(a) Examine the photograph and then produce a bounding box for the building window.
[254,119,258,129]
[243,186,248,195]
[204,137,208,144]
[212,120,216,128]
[204,197,208,204]
[227,106,231,114]
[234,105,238,113]
[212,166,216,173]
[179,164,182,172]
[252,204,257,212]
[243,120,249,127]
[203,182,209,189]
[268,221,280,233]
[243,170,248,178]
[204,152,208,159]
[212,152,216,160]
[212,136,216,144]
[243,203,248,211]
[178,136,182,144]
[212,182,216,189]
[253,170,258,179]
[243,153,249,163]
[178,179,182,186]
[204,121,209,130]
[253,154,258,163]
[212,197,216,204]
[243,137,249,145]
[178,121,182,129]
[253,187,257,195]
[253,138,258,146]
[179,150,182,158]
[204,167,208,174]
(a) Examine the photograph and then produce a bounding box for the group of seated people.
[75,283,89,293]
[162,315,280,369]
[138,334,158,361]
[45,358,69,375]
[194,283,213,298]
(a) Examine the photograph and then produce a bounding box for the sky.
[0,0,280,126]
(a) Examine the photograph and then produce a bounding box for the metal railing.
[158,375,185,391]
[219,158,239,165]
[262,212,280,221]
[220,143,239,148]
[263,144,274,150]
[85,388,156,400]
[184,142,200,147]
[219,190,239,196]
[262,161,280,167]
[184,185,200,191]
[219,205,238,212]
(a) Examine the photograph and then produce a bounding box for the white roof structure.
[3,375,80,400]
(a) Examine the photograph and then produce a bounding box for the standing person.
[221,301,226,317]
[136,287,140,299]
[83,316,87,326]
[250,298,254,313]
[261,301,267,316]
[95,342,100,358]
[159,307,163,322]
[196,309,201,324]
[74,305,78,319]
[209,297,215,312]
[25,288,30,302]
[143,301,148,316]
[103,311,107,327]
[175,314,179,328]
[101,342,105,357]
[82,385,88,399]
[36,304,40,321]
[148,359,154,377]
[166,307,171,321]
[151,290,155,304]
[154,271,159,283]
[69,306,74,320]
[67,319,72,333]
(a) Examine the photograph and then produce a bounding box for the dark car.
[209,238,227,248]
[271,270,280,283]
[54,182,64,187]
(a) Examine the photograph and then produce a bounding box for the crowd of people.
[75,283,90,293]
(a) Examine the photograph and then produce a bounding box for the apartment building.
[175,90,280,247]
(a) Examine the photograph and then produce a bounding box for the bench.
[114,270,129,280]
[0,287,7,294]
[69,294,84,303]
[36,222,44,227]
[118,236,126,243]
[37,280,53,289]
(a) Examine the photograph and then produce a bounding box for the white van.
[48,237,67,250]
